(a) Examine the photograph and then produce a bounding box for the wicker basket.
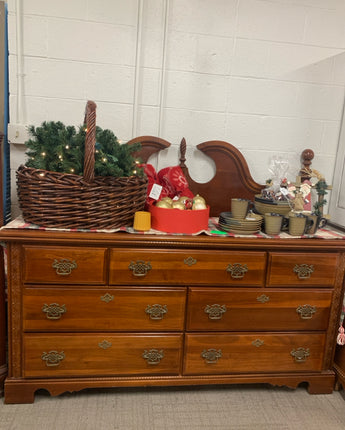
[17,101,148,229]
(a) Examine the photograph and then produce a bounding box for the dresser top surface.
[1,223,344,252]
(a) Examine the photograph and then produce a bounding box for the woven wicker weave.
[17,101,148,229]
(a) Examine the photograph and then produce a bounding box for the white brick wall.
[7,0,345,217]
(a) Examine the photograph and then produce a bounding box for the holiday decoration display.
[16,101,148,229]
[154,194,207,211]
[149,203,210,234]
[142,162,209,233]
[255,151,331,222]
[143,164,194,207]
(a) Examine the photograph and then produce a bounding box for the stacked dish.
[254,194,291,216]
[218,212,263,235]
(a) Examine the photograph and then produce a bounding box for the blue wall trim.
[3,3,11,223]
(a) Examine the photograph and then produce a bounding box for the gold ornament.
[192,201,207,210]
[172,201,185,210]
[161,197,173,205]
[193,194,206,204]
[156,200,172,209]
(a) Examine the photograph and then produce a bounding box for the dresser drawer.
[267,252,339,287]
[23,287,187,331]
[186,288,332,331]
[23,246,107,285]
[23,333,183,377]
[184,333,325,375]
[109,249,266,286]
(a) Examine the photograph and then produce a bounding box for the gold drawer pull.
[204,304,227,320]
[41,351,65,367]
[226,263,248,279]
[129,260,152,277]
[145,304,168,320]
[257,294,269,303]
[184,256,197,266]
[293,264,314,279]
[98,340,112,349]
[252,339,264,347]
[290,347,310,363]
[42,303,67,320]
[296,304,316,319]
[101,293,114,303]
[52,258,77,276]
[201,348,222,364]
[142,349,164,365]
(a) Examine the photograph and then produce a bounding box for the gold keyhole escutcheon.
[184,256,197,266]
[101,293,114,303]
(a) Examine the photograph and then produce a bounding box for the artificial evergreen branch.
[24,121,143,178]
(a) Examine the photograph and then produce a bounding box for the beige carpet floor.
[0,384,345,430]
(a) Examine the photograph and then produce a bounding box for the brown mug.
[264,212,283,235]
[288,213,313,236]
[307,213,327,235]
[231,198,253,219]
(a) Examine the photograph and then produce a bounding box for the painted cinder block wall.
[7,0,345,217]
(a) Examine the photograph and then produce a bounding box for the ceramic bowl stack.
[218,212,263,234]
[254,194,291,216]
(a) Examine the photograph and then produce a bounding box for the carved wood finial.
[300,148,314,181]
[179,138,187,168]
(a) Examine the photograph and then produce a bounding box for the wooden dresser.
[2,137,345,403]
[1,228,344,404]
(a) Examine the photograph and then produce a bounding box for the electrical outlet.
[7,124,30,144]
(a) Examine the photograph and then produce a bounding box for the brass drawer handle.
[252,339,264,347]
[145,304,168,320]
[52,258,77,276]
[293,264,314,279]
[101,293,114,303]
[129,260,152,277]
[290,347,310,363]
[142,349,164,365]
[201,348,222,364]
[184,256,197,266]
[226,263,248,279]
[42,303,67,320]
[98,340,112,349]
[204,304,227,320]
[296,304,316,319]
[257,294,270,303]
[41,350,65,367]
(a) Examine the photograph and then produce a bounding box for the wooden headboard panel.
[128,136,264,217]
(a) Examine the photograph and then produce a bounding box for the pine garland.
[24,121,143,178]
[313,179,328,216]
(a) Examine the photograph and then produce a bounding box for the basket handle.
[83,100,97,183]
